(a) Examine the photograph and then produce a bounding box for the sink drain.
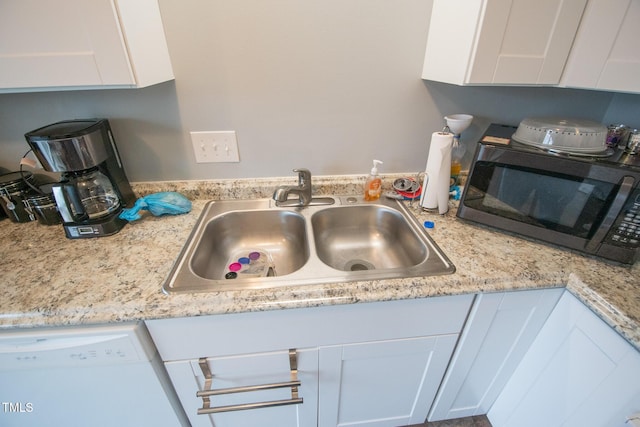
[344,259,375,271]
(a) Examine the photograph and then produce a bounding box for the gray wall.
[0,0,637,182]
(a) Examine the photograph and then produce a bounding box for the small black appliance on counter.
[25,119,136,239]
[458,123,640,264]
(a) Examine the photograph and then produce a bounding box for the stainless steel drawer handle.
[197,380,301,397]
[196,348,303,415]
[197,397,304,415]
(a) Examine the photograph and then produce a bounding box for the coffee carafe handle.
[52,183,89,223]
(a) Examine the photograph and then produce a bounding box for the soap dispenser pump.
[364,159,383,201]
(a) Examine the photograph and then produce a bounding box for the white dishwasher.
[0,322,190,427]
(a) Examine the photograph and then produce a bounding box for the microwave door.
[485,168,541,225]
[558,185,592,229]
[483,166,595,231]
[459,158,621,254]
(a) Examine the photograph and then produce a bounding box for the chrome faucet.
[273,168,313,206]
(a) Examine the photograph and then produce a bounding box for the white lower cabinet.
[428,288,564,421]
[146,295,474,427]
[147,289,640,425]
[488,291,640,427]
[318,335,459,427]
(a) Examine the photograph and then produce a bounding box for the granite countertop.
[0,175,638,350]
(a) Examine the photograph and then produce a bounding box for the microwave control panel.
[607,189,640,248]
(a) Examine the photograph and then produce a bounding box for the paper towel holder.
[418,115,472,215]
[419,131,455,214]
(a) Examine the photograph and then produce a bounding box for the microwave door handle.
[585,176,635,253]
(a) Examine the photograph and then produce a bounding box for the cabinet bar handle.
[197,349,303,414]
[198,358,212,390]
[197,397,304,414]
[196,380,301,397]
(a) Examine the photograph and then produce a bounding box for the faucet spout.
[273,168,313,206]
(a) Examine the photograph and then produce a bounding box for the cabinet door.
[429,288,563,421]
[488,291,640,427]
[318,335,458,427]
[561,0,640,93]
[165,349,318,427]
[0,0,172,91]
[422,0,587,85]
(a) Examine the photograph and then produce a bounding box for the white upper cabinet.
[0,0,174,92]
[561,0,640,93]
[422,0,588,85]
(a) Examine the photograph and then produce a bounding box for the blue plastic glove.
[119,192,192,221]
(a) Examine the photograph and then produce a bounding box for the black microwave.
[457,124,640,264]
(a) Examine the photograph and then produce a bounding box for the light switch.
[190,131,240,163]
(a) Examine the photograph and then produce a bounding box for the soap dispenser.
[364,159,383,201]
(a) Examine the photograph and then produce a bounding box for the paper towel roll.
[419,131,453,214]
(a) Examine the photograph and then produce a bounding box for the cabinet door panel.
[429,289,563,421]
[0,54,102,89]
[492,327,615,426]
[0,0,132,89]
[423,0,586,85]
[598,1,640,92]
[318,335,458,427]
[470,0,586,84]
[562,0,640,93]
[488,292,640,427]
[0,0,173,92]
[165,349,318,427]
[569,349,640,427]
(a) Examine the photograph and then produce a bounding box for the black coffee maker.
[25,119,136,238]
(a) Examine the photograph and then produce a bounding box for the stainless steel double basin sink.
[163,196,455,293]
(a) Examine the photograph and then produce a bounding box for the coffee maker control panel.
[68,224,116,238]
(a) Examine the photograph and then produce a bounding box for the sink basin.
[190,210,309,280]
[311,205,427,271]
[163,196,455,293]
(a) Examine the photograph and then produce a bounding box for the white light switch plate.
[190,131,240,163]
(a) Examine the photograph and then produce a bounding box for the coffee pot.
[56,169,121,222]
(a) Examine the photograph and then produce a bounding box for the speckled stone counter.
[0,175,638,351]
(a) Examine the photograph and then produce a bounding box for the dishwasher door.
[0,322,189,427]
